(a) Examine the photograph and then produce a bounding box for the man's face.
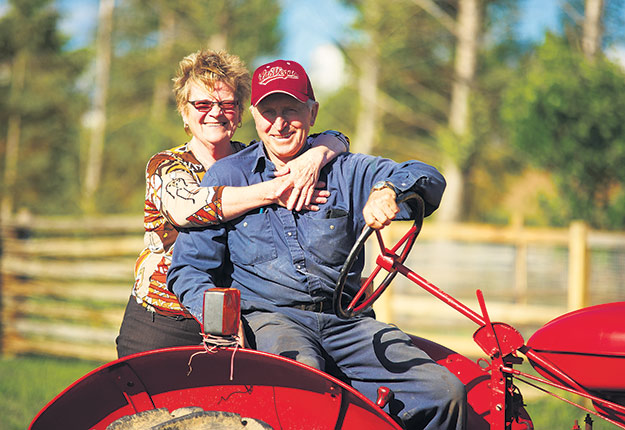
[251,93,318,167]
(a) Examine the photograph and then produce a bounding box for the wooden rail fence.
[1,214,624,361]
[1,214,143,362]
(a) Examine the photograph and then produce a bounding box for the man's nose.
[273,116,288,132]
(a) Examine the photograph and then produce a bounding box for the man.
[168,59,466,430]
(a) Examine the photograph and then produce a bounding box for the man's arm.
[357,157,446,229]
[363,185,400,230]
[167,223,228,321]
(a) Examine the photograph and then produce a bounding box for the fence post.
[512,214,528,304]
[568,221,589,310]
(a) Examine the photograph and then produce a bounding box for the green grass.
[0,355,102,430]
[525,394,621,429]
[1,355,622,430]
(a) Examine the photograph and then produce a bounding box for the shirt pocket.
[228,212,277,265]
[300,211,354,267]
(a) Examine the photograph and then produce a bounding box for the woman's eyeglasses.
[188,99,238,112]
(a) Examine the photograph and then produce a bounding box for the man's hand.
[363,187,399,229]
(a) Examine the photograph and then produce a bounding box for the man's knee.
[244,311,323,369]
[435,366,467,406]
[398,368,467,430]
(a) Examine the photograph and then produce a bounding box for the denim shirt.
[168,141,446,321]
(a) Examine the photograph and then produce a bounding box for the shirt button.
[296,265,302,270]
[287,232,292,236]
[243,222,248,227]
[330,225,335,230]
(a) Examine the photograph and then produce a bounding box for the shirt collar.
[249,137,315,174]
[250,140,270,174]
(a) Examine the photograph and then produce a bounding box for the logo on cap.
[257,66,299,86]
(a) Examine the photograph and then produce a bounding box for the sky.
[1,0,561,61]
[25,0,560,95]
[0,0,563,93]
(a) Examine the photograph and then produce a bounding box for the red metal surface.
[29,346,403,430]
[527,302,625,393]
[410,335,533,430]
[30,336,536,430]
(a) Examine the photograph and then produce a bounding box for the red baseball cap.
[251,59,316,106]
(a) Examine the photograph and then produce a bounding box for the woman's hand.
[268,174,329,211]
[273,151,325,211]
[268,130,346,211]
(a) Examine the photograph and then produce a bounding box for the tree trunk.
[151,9,176,122]
[353,0,380,155]
[208,1,230,51]
[82,0,114,213]
[1,51,27,220]
[437,0,480,223]
[354,49,379,155]
[582,0,603,60]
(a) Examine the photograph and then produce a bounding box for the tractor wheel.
[106,407,273,429]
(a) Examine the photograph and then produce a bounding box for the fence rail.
[1,215,142,362]
[1,215,624,361]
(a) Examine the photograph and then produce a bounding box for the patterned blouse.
[132,141,246,318]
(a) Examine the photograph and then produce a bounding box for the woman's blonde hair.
[172,49,251,117]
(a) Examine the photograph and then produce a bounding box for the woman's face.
[182,80,241,147]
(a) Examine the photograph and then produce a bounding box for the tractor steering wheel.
[333,192,425,319]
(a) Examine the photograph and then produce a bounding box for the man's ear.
[309,101,319,126]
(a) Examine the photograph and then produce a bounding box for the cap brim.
[252,90,309,106]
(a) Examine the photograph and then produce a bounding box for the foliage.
[501,34,625,229]
[0,0,89,215]
[338,0,455,162]
[0,0,281,216]
[96,0,281,213]
[314,84,359,147]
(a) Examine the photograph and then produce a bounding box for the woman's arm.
[273,130,350,211]
[220,180,330,219]
[156,131,349,227]
[222,130,349,216]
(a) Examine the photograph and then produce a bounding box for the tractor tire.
[106,408,273,430]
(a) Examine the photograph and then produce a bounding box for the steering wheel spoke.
[333,192,425,319]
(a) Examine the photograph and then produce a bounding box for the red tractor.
[30,194,625,430]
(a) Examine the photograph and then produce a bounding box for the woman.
[115,49,349,358]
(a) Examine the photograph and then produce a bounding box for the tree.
[340,0,455,161]
[90,0,281,213]
[501,35,625,229]
[338,0,522,223]
[0,0,88,216]
[351,0,381,156]
[82,0,114,213]
[582,0,604,59]
[437,0,481,223]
